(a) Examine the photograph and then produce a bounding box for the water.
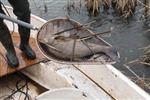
[1,0,150,93]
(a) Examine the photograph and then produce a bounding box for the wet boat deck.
[0,32,47,77]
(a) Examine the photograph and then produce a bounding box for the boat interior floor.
[0,32,47,77]
[0,73,48,100]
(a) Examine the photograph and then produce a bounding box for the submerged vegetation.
[85,0,101,16]
[112,0,137,18]
[82,0,150,20]
[85,0,137,18]
[66,0,150,20]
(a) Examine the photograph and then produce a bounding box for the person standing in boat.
[0,0,36,67]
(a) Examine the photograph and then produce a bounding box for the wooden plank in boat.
[0,32,47,77]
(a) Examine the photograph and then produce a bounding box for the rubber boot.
[0,22,19,67]
[7,0,36,59]
[19,26,36,60]
[18,13,36,59]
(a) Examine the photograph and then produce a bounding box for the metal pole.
[0,13,38,30]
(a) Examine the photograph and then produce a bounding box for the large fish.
[40,35,119,63]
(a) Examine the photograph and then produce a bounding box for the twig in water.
[123,64,150,90]
[126,59,139,65]
[140,61,150,66]
[138,45,150,50]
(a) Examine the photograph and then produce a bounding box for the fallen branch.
[123,64,150,90]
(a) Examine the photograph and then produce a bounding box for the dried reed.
[138,45,150,66]
[85,0,101,16]
[85,0,137,18]
[124,64,150,90]
[112,0,137,18]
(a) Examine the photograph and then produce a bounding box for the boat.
[0,6,149,100]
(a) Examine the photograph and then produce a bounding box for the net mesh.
[37,18,119,64]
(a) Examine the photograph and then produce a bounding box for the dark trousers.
[0,0,31,47]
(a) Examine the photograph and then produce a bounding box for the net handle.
[0,13,39,30]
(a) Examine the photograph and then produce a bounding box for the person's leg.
[0,3,19,67]
[8,0,36,59]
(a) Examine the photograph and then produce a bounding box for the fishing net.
[37,18,119,64]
